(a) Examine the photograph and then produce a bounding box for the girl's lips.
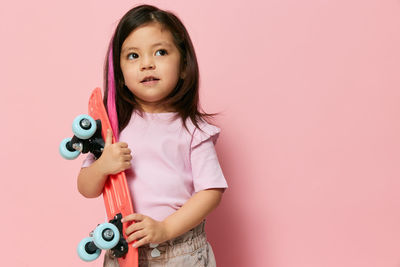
[141,79,160,86]
[141,76,159,82]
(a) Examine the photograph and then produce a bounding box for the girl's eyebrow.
[122,42,173,52]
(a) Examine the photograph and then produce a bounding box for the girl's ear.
[180,70,186,79]
[180,59,187,79]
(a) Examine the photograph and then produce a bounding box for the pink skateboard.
[60,87,138,266]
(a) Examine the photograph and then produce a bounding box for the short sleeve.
[191,122,221,148]
[81,153,95,168]
[190,123,228,193]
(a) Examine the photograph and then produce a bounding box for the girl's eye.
[155,49,168,56]
[127,53,138,60]
[127,49,167,60]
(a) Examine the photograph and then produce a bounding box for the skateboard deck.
[88,87,138,266]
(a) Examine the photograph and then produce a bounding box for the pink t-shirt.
[81,111,228,221]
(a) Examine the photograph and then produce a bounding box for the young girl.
[77,4,228,266]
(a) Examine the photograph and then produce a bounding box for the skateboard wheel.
[59,138,80,160]
[93,223,120,250]
[72,114,97,139]
[77,237,101,262]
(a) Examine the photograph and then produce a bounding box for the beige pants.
[104,220,217,267]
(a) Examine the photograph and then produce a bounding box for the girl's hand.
[97,129,132,175]
[122,214,170,248]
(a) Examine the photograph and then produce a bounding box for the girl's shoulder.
[184,118,221,149]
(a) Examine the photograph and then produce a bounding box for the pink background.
[1,0,400,266]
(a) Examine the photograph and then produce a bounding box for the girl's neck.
[137,102,175,114]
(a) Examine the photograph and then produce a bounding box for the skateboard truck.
[76,119,104,159]
[91,213,129,258]
[109,213,129,258]
[77,212,129,261]
[60,115,106,160]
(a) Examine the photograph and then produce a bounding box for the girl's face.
[120,22,184,113]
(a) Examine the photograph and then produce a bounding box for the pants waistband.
[139,220,207,261]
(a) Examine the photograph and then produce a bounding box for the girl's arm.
[77,160,109,198]
[163,188,224,239]
[77,129,133,198]
[123,188,224,247]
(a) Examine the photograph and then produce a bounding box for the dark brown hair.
[104,4,215,133]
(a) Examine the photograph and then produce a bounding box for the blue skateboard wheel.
[59,137,80,160]
[93,223,120,250]
[72,114,96,139]
[77,237,101,262]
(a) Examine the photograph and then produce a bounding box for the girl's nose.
[140,57,155,70]
[141,63,155,70]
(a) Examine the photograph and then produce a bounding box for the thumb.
[105,128,113,147]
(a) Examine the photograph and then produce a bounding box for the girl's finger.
[124,161,132,169]
[121,148,131,155]
[126,221,144,235]
[131,235,149,248]
[127,229,147,244]
[123,155,133,161]
[122,154,132,160]
[118,142,128,148]
[122,213,145,223]
[105,129,113,147]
